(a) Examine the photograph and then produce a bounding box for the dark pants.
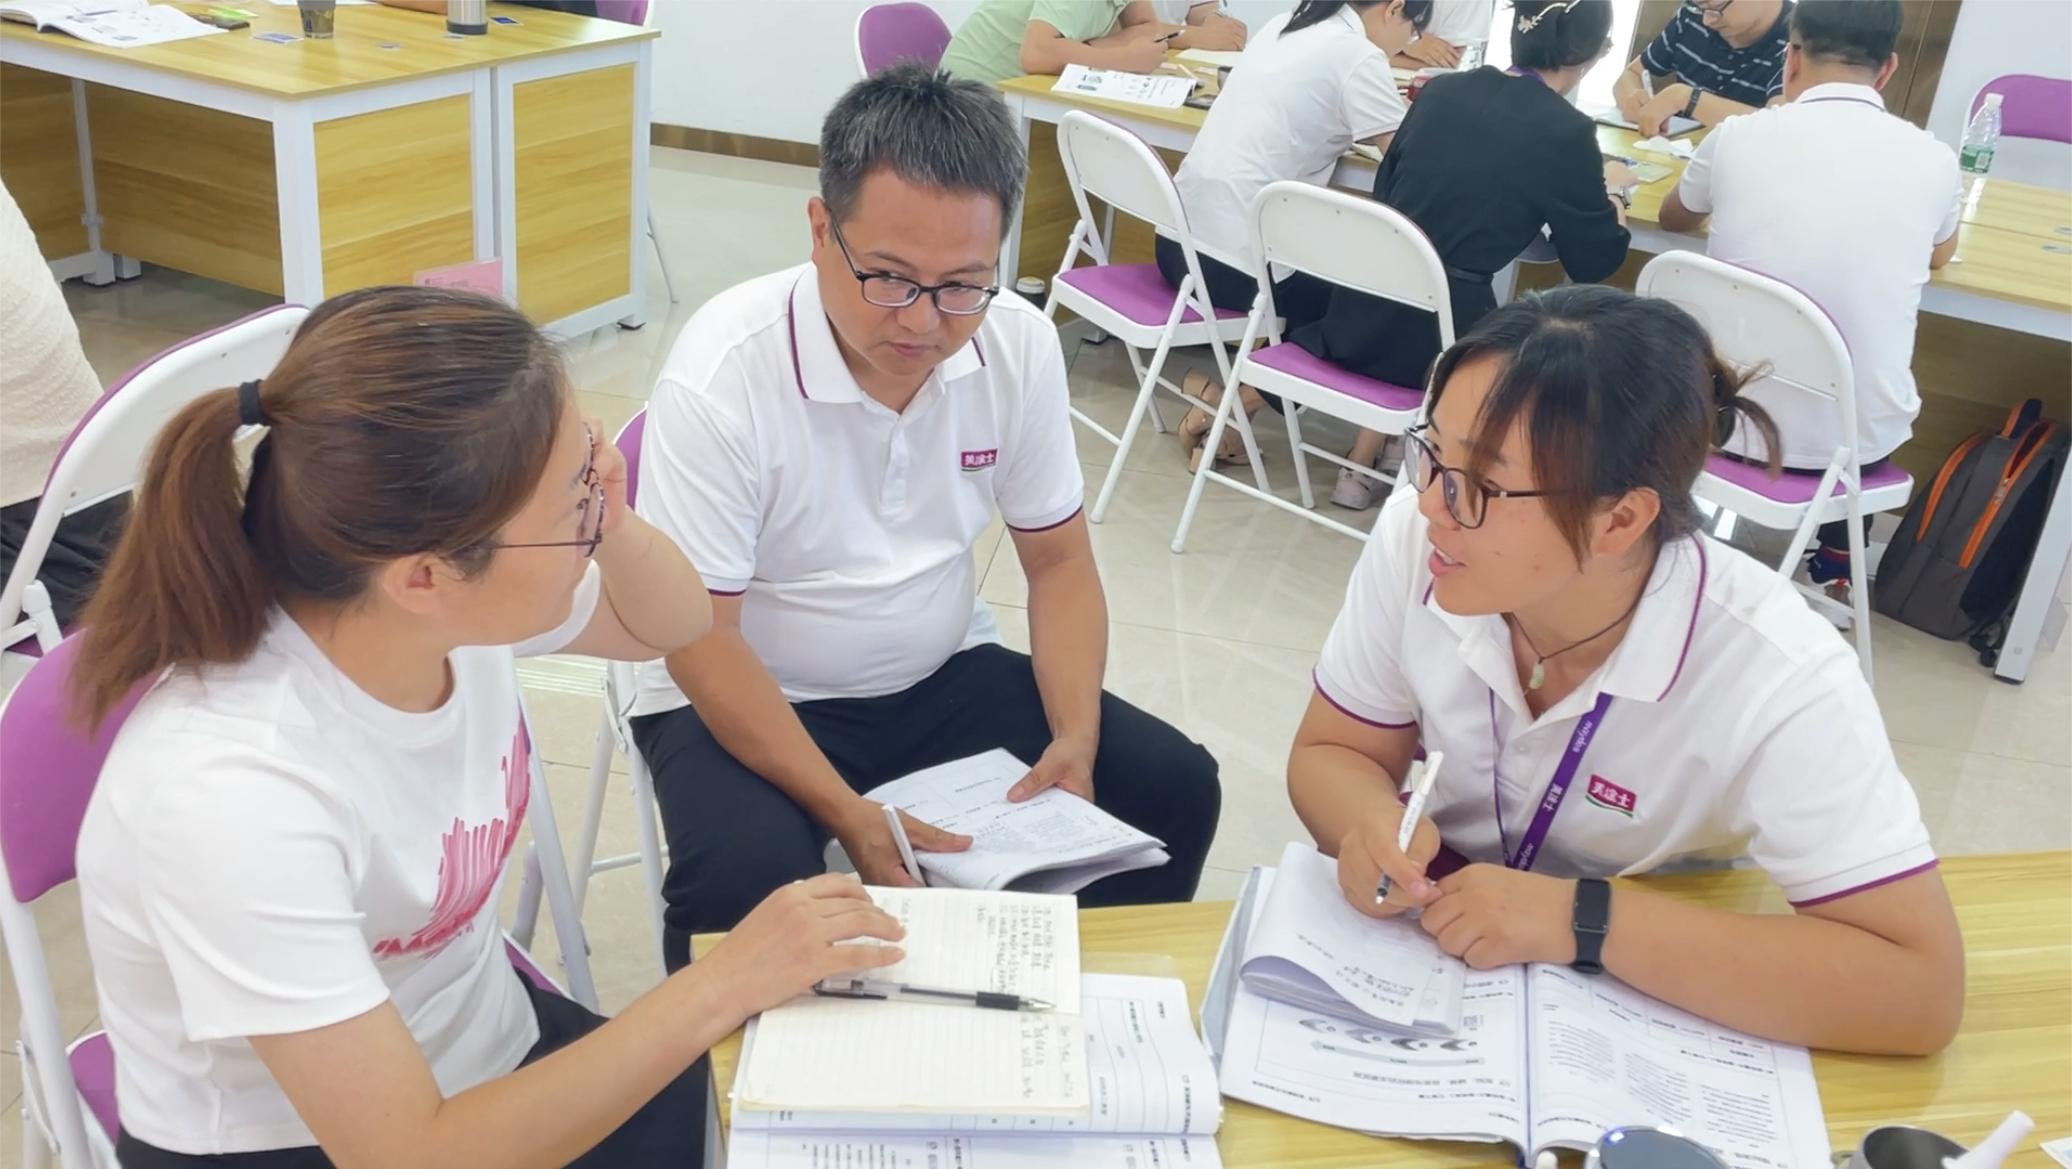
[633,644,1222,970]
[0,494,127,631]
[116,969,709,1168]
[1154,235,1332,323]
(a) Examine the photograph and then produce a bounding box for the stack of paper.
[867,750,1169,894]
[735,886,1087,1117]
[1052,63,1195,110]
[0,0,226,45]
[730,974,1224,1169]
[1239,841,1466,1034]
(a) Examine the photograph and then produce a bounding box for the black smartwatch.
[1681,87,1704,119]
[1572,878,1611,975]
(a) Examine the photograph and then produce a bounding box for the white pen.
[1375,750,1445,905]
[883,802,925,885]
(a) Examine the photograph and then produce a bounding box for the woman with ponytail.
[72,286,907,1168]
[1297,0,1634,511]
[1287,286,1965,1057]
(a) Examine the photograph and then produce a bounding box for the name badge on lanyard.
[1494,690,1614,872]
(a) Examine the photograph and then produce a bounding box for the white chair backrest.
[1057,110,1190,239]
[0,304,308,639]
[1635,252,1857,458]
[1249,181,1455,343]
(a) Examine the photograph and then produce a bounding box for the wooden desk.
[700,851,2071,1168]
[0,2,654,335]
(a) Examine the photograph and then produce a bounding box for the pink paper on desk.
[414,259,505,300]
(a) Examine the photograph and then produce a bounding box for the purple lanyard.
[1491,690,1614,872]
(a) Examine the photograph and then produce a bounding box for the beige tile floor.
[6,148,2069,1142]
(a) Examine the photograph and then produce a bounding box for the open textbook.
[730,974,1223,1169]
[1206,865,1832,1169]
[735,887,1088,1117]
[866,750,1169,894]
[0,0,225,46]
[1239,842,1465,1034]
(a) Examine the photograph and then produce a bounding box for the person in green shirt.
[940,0,1176,85]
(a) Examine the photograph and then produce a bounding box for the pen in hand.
[1375,750,1445,906]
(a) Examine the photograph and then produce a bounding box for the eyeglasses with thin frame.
[500,425,605,558]
[828,219,999,316]
[1403,424,1573,530]
[1682,0,1733,20]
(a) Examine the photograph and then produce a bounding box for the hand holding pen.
[1336,751,1446,919]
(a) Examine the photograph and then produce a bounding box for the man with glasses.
[1613,0,1791,136]
[628,65,1222,964]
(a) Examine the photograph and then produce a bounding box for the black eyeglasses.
[828,220,999,316]
[500,425,605,558]
[1682,0,1733,19]
[1403,425,1571,529]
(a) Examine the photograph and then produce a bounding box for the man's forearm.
[1601,883,1964,1054]
[1025,561,1108,745]
[1692,89,1756,126]
[665,632,855,823]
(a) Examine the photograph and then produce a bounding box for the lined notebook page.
[737,887,1088,1115]
[738,995,1089,1115]
[855,887,1082,1013]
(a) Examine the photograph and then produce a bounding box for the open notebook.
[729,974,1224,1169]
[735,887,1087,1117]
[1206,865,1832,1168]
[1239,842,1465,1034]
[0,0,223,45]
[865,750,1169,894]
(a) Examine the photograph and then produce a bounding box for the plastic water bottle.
[1959,93,2002,199]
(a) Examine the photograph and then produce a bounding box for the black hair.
[819,64,1027,234]
[1283,0,1434,38]
[1789,0,1903,71]
[1427,285,1780,560]
[1510,0,1614,70]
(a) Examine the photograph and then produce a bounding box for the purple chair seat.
[1056,265,1245,328]
[70,1032,117,1139]
[506,940,558,992]
[858,2,952,74]
[1247,343,1424,412]
[1704,454,1913,503]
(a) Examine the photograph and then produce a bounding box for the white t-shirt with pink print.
[76,565,600,1155]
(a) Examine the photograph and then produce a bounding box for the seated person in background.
[0,178,123,633]
[1295,0,1630,511]
[1613,0,1792,135]
[631,67,1221,968]
[1154,0,1249,51]
[941,0,1177,84]
[73,287,891,1169]
[1394,0,1494,70]
[1289,286,1964,1056]
[1162,0,1431,471]
[1660,0,1957,597]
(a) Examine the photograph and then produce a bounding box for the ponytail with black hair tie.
[237,379,268,428]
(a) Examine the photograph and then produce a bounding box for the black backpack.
[1873,398,2069,663]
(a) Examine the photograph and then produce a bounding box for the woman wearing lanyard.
[1295,0,1633,511]
[1288,286,1965,1056]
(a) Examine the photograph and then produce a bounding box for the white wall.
[1923,0,2072,189]
[649,0,1295,145]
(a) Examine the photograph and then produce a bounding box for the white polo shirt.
[632,264,1085,712]
[1677,81,1961,469]
[1423,0,1495,52]
[1172,7,1406,265]
[1314,490,1937,907]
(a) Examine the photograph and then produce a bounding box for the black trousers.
[633,644,1222,970]
[116,969,708,1168]
[1153,234,1332,323]
[0,494,127,631]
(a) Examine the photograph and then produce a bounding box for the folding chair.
[1,304,307,659]
[1046,110,1264,524]
[1637,251,1914,681]
[854,2,953,76]
[1173,181,1451,551]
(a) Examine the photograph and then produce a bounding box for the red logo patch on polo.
[961,448,999,471]
[1585,775,1636,818]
